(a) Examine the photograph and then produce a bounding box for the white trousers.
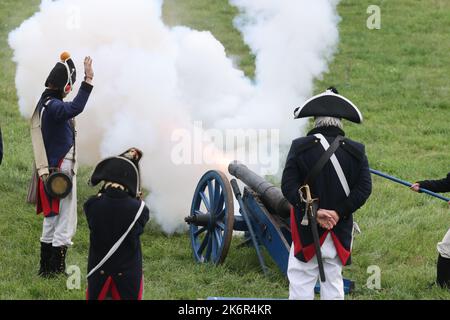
[288,233,344,300]
[40,149,77,247]
[437,228,450,259]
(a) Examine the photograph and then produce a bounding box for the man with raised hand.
[33,52,94,277]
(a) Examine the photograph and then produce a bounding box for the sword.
[299,184,326,282]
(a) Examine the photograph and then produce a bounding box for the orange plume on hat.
[60,51,71,62]
[45,51,76,89]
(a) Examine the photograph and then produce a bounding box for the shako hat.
[89,148,143,197]
[294,87,363,123]
[45,51,76,91]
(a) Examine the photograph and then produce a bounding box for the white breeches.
[288,233,344,300]
[40,148,77,247]
[437,228,450,259]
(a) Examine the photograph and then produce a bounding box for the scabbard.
[306,201,326,282]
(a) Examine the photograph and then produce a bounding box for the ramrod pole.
[370,169,450,202]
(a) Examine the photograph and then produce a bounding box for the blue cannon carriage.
[184,161,355,294]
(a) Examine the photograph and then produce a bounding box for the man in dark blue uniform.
[33,52,94,277]
[411,174,450,288]
[85,148,150,300]
[282,87,372,299]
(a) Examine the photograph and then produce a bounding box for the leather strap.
[304,135,344,188]
[314,133,350,196]
[87,201,146,278]
[30,100,50,177]
[30,98,78,177]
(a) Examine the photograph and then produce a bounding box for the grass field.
[0,0,449,299]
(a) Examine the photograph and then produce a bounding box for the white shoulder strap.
[30,102,50,177]
[314,133,350,196]
[87,200,146,278]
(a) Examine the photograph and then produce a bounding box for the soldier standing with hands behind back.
[282,87,372,300]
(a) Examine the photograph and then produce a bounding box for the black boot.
[38,242,53,277]
[437,254,450,289]
[50,246,68,275]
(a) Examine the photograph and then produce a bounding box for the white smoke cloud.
[228,0,341,138]
[8,0,340,233]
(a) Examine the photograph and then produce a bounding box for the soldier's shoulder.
[83,194,103,211]
[120,196,144,209]
[342,137,366,160]
[291,135,320,154]
[343,137,365,150]
[44,97,63,107]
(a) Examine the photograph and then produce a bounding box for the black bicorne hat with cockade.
[89,148,144,198]
[45,52,76,91]
[294,87,363,124]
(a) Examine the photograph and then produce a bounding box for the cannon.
[185,161,449,297]
[184,162,292,272]
[184,161,355,293]
[228,162,291,219]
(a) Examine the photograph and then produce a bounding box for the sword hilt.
[299,184,312,203]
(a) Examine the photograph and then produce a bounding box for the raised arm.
[46,82,93,122]
[46,56,94,122]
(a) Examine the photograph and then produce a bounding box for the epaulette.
[341,139,364,161]
[295,136,321,155]
[84,194,102,208]
[41,94,55,105]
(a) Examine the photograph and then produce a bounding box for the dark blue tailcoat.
[281,126,372,265]
[38,81,92,167]
[84,188,150,300]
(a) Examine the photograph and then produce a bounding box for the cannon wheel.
[189,170,234,264]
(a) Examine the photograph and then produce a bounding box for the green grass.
[0,0,449,299]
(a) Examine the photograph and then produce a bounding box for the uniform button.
[100,270,105,275]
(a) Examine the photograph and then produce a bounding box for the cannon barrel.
[228,161,291,218]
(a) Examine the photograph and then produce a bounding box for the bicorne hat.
[294,87,363,123]
[45,52,76,91]
[89,148,143,198]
